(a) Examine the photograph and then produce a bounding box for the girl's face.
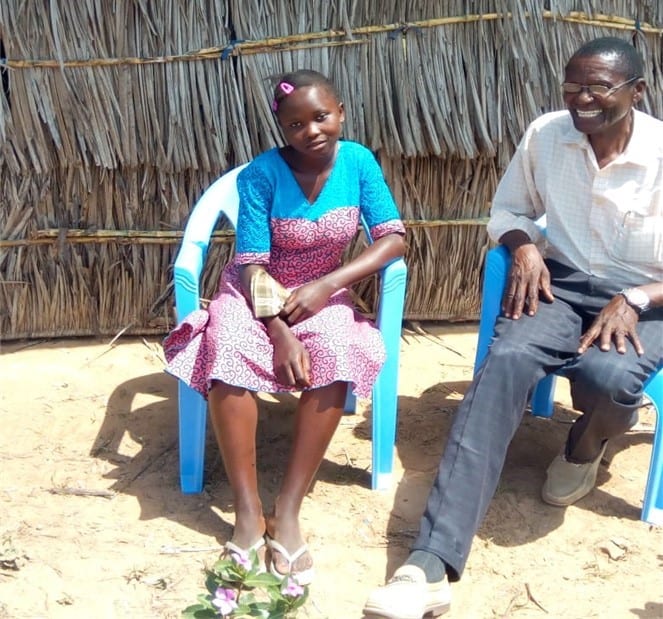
[276,85,345,161]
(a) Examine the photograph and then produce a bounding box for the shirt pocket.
[609,209,663,265]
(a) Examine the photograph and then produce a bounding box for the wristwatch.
[619,287,651,313]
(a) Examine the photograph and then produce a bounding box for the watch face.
[624,288,650,311]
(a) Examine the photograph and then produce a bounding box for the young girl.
[164,69,406,584]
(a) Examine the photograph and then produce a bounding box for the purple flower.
[230,550,252,570]
[281,578,304,598]
[212,587,238,616]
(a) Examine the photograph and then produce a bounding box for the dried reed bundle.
[0,1,661,338]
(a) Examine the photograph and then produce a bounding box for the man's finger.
[629,331,644,356]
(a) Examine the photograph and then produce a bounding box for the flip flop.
[265,536,315,585]
[223,537,267,573]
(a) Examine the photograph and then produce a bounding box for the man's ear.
[632,79,646,105]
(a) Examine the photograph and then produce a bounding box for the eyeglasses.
[561,76,639,97]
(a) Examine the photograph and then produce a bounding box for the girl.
[164,69,406,584]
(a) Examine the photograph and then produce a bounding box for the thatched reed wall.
[1,1,661,339]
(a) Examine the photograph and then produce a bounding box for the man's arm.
[498,230,555,319]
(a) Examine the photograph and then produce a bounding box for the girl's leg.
[266,381,347,574]
[208,380,265,548]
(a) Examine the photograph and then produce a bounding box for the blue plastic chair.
[474,244,663,525]
[173,163,407,493]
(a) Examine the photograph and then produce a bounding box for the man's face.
[563,53,644,137]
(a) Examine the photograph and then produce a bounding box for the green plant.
[183,547,309,618]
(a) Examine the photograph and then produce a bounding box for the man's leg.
[566,316,661,460]
[363,297,584,618]
[410,294,584,581]
[542,313,662,505]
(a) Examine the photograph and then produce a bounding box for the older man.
[364,36,662,619]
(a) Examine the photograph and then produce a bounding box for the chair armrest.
[376,257,407,378]
[174,242,206,322]
[376,257,407,330]
[474,245,511,371]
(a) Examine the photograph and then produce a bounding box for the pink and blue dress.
[163,140,405,399]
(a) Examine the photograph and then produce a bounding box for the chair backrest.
[184,163,249,244]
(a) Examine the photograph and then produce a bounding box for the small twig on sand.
[113,441,177,491]
[48,487,115,499]
[142,337,166,365]
[160,545,221,554]
[342,447,354,466]
[81,324,133,367]
[4,339,48,353]
[525,583,548,613]
[500,582,548,617]
[405,321,465,357]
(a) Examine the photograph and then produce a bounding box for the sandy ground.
[1,323,662,619]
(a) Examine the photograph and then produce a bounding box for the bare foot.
[227,506,266,552]
[265,510,313,577]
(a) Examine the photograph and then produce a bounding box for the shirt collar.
[560,109,660,167]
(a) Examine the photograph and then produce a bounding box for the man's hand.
[503,244,554,319]
[578,294,643,355]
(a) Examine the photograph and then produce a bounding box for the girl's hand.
[266,318,311,387]
[281,280,336,325]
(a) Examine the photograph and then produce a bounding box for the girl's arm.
[282,232,405,325]
[238,263,312,388]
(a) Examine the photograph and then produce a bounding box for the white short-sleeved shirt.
[488,109,663,285]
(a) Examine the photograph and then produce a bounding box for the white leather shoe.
[363,565,451,619]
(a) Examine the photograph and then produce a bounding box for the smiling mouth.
[575,109,602,118]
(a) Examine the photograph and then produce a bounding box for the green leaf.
[204,571,221,595]
[243,572,282,588]
[181,603,218,618]
[287,588,309,610]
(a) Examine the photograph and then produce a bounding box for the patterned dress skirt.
[163,262,385,399]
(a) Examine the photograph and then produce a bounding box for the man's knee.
[570,350,645,406]
[486,330,539,369]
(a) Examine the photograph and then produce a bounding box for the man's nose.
[575,86,597,100]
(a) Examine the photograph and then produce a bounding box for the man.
[364,36,662,619]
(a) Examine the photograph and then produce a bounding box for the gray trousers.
[412,261,662,581]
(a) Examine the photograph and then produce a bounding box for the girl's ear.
[338,101,345,123]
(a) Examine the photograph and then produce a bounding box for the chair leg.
[178,382,207,493]
[343,387,357,414]
[641,369,663,525]
[371,361,398,491]
[531,374,556,418]
[371,258,406,491]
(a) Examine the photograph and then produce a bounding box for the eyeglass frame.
[561,76,640,98]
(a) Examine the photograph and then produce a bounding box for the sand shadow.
[354,379,655,581]
[91,371,370,544]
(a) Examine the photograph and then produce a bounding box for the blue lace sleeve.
[357,147,406,239]
[235,162,273,256]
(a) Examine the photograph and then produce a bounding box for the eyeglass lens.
[561,77,637,96]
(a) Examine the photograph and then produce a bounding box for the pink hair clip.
[272,81,295,112]
[279,82,295,95]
